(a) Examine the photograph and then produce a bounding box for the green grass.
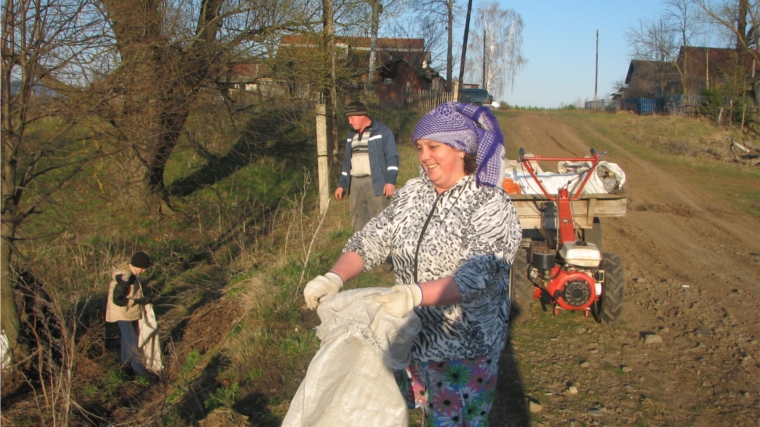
[204,382,242,410]
[180,350,203,379]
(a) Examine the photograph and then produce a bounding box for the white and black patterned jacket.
[345,173,522,362]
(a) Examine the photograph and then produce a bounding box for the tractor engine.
[528,241,603,311]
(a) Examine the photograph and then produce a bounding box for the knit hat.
[131,251,152,268]
[412,102,505,187]
[344,101,369,117]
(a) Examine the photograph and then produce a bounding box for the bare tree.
[694,0,760,109]
[0,0,326,364]
[413,0,459,91]
[626,16,680,61]
[1,0,110,363]
[467,2,526,98]
[664,0,708,47]
[367,0,382,87]
[366,0,410,88]
[91,0,322,202]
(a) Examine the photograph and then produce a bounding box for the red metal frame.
[519,150,602,246]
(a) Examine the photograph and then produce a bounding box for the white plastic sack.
[283,288,421,427]
[508,161,625,195]
[596,161,626,190]
[138,303,163,373]
[1,329,10,372]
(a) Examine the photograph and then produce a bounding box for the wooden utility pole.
[594,30,599,104]
[316,104,330,214]
[482,29,487,90]
[446,0,455,92]
[458,0,474,100]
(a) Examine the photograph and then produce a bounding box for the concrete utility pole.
[316,104,330,215]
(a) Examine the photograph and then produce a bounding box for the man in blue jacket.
[335,101,399,233]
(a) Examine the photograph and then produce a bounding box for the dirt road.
[490,112,760,427]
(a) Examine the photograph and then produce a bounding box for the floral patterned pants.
[396,350,500,426]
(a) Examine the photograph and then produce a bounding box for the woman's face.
[416,139,466,193]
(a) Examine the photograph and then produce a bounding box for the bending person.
[304,102,522,425]
[106,251,154,378]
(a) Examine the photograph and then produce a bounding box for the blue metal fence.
[586,95,751,116]
[638,98,656,115]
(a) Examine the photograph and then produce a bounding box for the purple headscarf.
[412,102,505,187]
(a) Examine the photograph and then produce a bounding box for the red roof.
[279,35,424,52]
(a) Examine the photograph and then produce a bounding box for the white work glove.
[373,284,423,317]
[304,272,344,309]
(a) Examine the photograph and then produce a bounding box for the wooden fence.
[404,89,455,111]
[584,100,618,111]
[378,87,454,111]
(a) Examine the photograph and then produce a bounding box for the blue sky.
[485,0,666,108]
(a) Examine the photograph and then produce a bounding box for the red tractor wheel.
[595,252,624,326]
[509,248,534,323]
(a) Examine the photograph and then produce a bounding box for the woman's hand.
[373,284,422,317]
[303,272,343,309]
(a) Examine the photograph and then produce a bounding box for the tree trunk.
[737,0,749,50]
[148,108,191,195]
[0,219,26,362]
[0,150,29,362]
[368,0,382,90]
[100,0,223,197]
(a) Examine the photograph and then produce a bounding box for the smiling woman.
[415,139,467,193]
[302,102,523,426]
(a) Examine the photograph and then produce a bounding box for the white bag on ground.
[283,288,421,427]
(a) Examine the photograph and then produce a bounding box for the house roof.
[276,34,439,84]
[277,35,429,70]
[212,62,272,84]
[676,46,757,76]
[625,60,679,85]
[371,56,441,81]
[279,35,425,53]
[678,46,756,64]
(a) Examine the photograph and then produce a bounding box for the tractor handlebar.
[516,147,604,201]
[518,147,602,163]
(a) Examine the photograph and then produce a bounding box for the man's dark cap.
[131,251,152,268]
[344,101,369,117]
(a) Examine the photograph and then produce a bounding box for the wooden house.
[276,34,445,102]
[215,63,271,92]
[675,46,757,96]
[624,60,680,98]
